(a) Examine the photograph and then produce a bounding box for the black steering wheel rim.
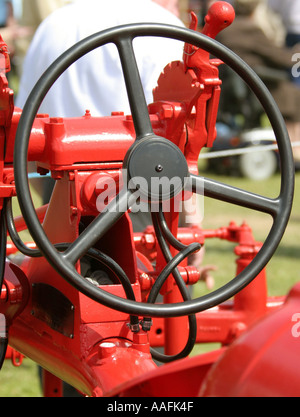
[14,23,295,318]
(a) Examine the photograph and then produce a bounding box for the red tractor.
[0,2,298,397]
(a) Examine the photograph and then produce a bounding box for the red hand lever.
[202,1,235,39]
[183,2,235,71]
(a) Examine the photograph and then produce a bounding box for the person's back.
[16,0,185,117]
[21,0,73,32]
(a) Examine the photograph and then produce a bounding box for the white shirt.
[16,0,185,117]
[268,0,300,34]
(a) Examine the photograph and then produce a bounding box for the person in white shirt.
[15,0,185,201]
[16,0,216,291]
[16,0,185,117]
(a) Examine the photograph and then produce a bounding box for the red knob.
[202,1,235,39]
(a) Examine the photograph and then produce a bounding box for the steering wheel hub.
[125,136,189,202]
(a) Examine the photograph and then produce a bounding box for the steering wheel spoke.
[189,174,281,217]
[63,189,134,264]
[116,36,153,140]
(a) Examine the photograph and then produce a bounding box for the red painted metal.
[199,283,300,397]
[0,1,298,397]
[1,261,30,327]
[41,370,63,397]
[110,348,226,397]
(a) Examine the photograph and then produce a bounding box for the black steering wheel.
[13,23,294,319]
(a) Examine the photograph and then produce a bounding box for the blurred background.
[0,0,299,396]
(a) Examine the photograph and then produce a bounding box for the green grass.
[196,171,300,297]
[0,359,42,397]
[0,171,299,397]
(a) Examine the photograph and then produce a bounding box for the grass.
[0,359,42,397]
[0,170,299,397]
[200,171,300,296]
